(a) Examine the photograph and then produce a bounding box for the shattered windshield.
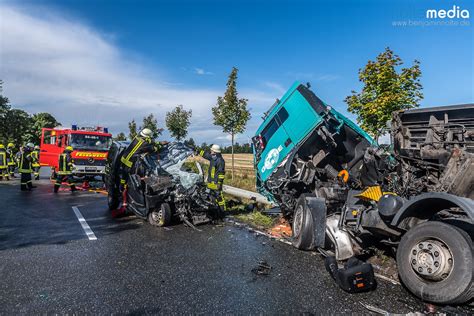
[156,142,203,189]
[70,134,112,151]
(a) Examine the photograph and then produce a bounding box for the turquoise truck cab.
[252,82,374,203]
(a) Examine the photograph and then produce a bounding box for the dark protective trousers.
[0,168,9,180]
[210,188,226,219]
[54,174,76,193]
[8,164,15,177]
[33,166,40,180]
[20,172,33,191]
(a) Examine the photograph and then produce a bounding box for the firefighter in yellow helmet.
[54,146,77,193]
[199,144,226,221]
[18,143,36,191]
[0,144,9,181]
[6,143,16,178]
[31,145,41,180]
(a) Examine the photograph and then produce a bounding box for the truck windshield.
[70,134,112,151]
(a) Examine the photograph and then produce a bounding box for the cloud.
[0,4,278,145]
[194,67,213,75]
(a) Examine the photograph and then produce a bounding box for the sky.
[0,0,472,145]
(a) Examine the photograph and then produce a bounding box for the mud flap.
[305,196,327,248]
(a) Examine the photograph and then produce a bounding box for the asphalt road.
[0,169,463,314]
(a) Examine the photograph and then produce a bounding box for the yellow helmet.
[0,144,4,149]
[66,146,74,152]
[7,143,14,148]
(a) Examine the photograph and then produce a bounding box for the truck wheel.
[397,221,473,304]
[107,188,120,211]
[148,203,172,227]
[292,194,315,250]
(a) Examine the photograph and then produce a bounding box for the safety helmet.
[34,145,40,150]
[210,144,221,153]
[140,128,153,138]
[26,142,34,149]
[7,143,14,148]
[65,146,74,152]
[0,144,4,149]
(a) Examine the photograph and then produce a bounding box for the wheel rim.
[293,205,304,237]
[151,209,164,225]
[409,238,454,281]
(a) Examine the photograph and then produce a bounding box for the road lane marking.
[72,206,97,241]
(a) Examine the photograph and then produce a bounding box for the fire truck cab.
[40,125,112,177]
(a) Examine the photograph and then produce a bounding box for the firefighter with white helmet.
[200,144,226,221]
[120,128,159,185]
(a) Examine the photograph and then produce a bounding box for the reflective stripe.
[199,150,204,156]
[121,138,144,167]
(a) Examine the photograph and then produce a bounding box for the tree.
[165,105,192,141]
[345,47,423,138]
[141,113,163,139]
[212,67,251,181]
[0,80,12,144]
[114,132,127,141]
[30,112,60,145]
[3,109,32,146]
[128,119,138,140]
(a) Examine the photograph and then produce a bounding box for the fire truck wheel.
[397,221,473,304]
[148,203,172,227]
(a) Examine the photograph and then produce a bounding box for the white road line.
[72,206,97,241]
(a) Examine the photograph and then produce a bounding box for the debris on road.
[251,260,272,276]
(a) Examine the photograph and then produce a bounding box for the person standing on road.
[0,144,9,181]
[120,128,159,185]
[31,145,41,180]
[6,143,16,178]
[199,144,226,220]
[54,146,77,193]
[18,143,36,191]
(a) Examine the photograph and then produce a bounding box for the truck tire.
[397,221,473,304]
[107,188,120,211]
[292,194,315,250]
[148,203,172,227]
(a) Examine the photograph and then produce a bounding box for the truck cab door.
[256,106,293,182]
[40,128,59,168]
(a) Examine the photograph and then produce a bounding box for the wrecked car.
[105,141,219,227]
[253,81,473,304]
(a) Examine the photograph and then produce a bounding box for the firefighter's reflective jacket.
[120,135,156,168]
[18,152,33,173]
[58,153,74,175]
[200,150,225,190]
[6,149,15,166]
[31,150,40,167]
[0,149,7,169]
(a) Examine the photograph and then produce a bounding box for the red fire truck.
[40,125,112,178]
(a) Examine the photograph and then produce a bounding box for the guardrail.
[222,185,275,205]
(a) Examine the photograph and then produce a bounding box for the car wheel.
[292,194,315,250]
[107,188,120,211]
[148,203,172,227]
[397,221,473,304]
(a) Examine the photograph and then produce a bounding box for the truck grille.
[74,158,106,166]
